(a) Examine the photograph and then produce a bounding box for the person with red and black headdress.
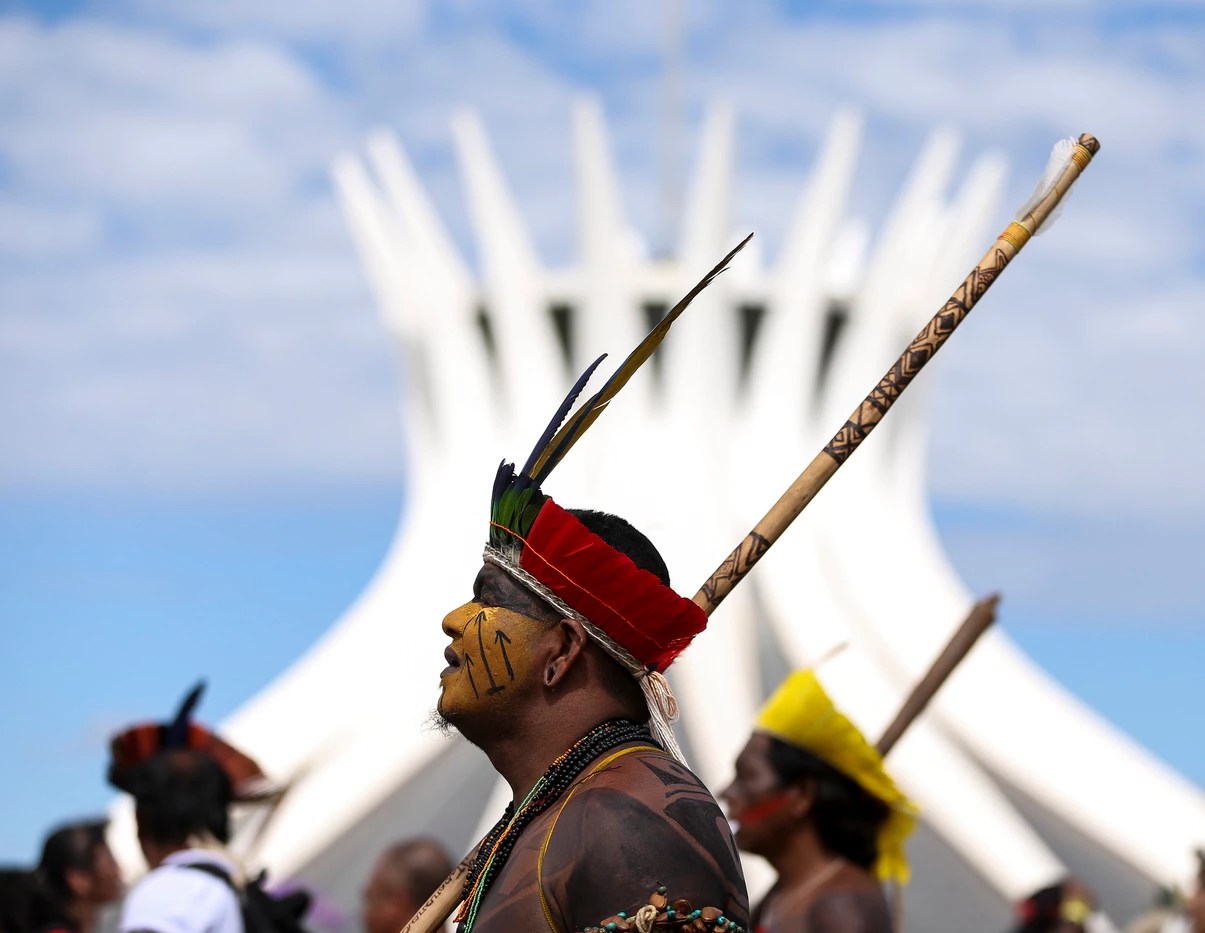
[433,249,751,933]
[106,683,301,933]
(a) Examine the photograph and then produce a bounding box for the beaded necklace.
[455,719,656,933]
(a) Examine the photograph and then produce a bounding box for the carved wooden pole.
[400,849,477,932]
[694,134,1099,615]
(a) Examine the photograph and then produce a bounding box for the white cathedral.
[109,99,1205,931]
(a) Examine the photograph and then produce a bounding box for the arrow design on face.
[463,652,479,699]
[494,629,514,680]
[474,610,506,695]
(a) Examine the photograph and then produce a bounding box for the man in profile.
[436,508,749,932]
[427,240,752,933]
[361,838,453,933]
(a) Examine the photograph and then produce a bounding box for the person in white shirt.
[116,750,243,933]
[107,682,290,933]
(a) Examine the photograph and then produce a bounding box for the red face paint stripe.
[732,790,793,828]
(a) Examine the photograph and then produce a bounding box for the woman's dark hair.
[0,869,43,933]
[765,736,889,870]
[36,820,109,903]
[127,750,233,845]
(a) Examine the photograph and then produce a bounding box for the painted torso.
[462,747,749,933]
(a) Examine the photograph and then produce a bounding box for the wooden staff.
[402,132,1099,933]
[694,134,1099,615]
[873,593,999,933]
[876,593,1000,756]
[400,848,477,932]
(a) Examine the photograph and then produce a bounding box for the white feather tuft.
[1016,137,1079,235]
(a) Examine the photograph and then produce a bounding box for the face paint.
[721,734,802,858]
[729,790,794,832]
[437,601,550,722]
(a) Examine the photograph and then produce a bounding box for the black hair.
[765,736,889,871]
[0,869,46,933]
[126,750,232,845]
[36,820,109,902]
[566,508,671,586]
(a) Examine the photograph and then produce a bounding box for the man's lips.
[441,646,460,675]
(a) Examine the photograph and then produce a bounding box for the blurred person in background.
[114,749,243,933]
[1126,887,1187,933]
[1169,849,1205,933]
[360,838,453,933]
[0,820,120,933]
[0,869,46,933]
[107,682,303,933]
[720,669,917,933]
[1012,877,1119,933]
[34,820,122,933]
[1124,848,1205,933]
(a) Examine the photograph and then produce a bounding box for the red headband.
[506,499,707,672]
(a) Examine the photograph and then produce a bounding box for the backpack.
[183,863,312,933]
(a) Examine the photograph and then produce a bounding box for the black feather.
[165,680,205,748]
[531,233,753,483]
[519,353,607,479]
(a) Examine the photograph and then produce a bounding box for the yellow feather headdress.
[755,669,919,883]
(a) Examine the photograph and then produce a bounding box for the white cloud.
[0,244,403,491]
[0,201,103,258]
[0,2,1202,540]
[119,0,428,49]
[0,18,346,210]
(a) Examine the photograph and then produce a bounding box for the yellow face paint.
[437,601,550,721]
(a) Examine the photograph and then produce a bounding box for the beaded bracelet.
[577,885,747,933]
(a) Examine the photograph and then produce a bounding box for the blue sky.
[2,0,1203,861]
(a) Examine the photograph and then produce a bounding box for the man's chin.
[424,707,456,737]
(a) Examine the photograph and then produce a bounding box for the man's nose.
[442,602,476,637]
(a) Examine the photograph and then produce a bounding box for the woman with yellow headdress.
[720,669,918,932]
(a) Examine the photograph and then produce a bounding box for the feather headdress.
[489,232,751,552]
[483,234,751,759]
[108,681,281,802]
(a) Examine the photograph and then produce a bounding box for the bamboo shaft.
[875,594,1000,756]
[694,134,1099,615]
[399,848,476,933]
